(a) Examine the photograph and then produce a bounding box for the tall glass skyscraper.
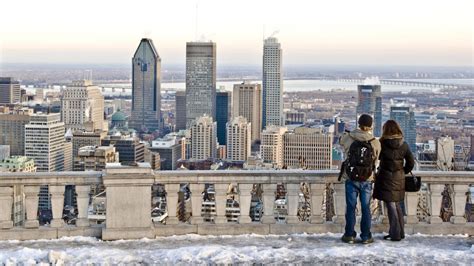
[262,37,283,128]
[357,84,382,137]
[129,38,161,132]
[185,42,216,128]
[390,105,416,153]
[216,91,231,145]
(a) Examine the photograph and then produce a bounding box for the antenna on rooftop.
[270,30,280,38]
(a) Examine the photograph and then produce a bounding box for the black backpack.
[345,138,375,182]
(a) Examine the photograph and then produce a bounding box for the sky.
[0,0,472,66]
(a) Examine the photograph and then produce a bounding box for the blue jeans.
[344,180,372,240]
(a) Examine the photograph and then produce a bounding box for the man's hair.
[358,114,373,131]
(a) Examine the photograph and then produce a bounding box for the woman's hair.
[381,120,404,140]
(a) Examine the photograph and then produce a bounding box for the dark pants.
[344,180,372,241]
[385,201,405,240]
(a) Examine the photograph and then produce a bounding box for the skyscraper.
[189,114,217,160]
[232,82,262,143]
[390,104,416,153]
[262,37,283,128]
[129,38,162,132]
[226,116,251,162]
[0,108,32,155]
[61,80,105,131]
[0,77,21,105]
[185,42,216,127]
[357,81,382,137]
[175,91,187,131]
[216,91,231,145]
[25,113,66,172]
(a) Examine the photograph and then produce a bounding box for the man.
[339,114,381,244]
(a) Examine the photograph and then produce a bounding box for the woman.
[373,120,415,241]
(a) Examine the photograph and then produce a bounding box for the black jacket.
[373,136,415,202]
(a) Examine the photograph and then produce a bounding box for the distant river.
[26,79,473,96]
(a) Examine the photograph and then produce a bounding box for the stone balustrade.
[0,168,472,240]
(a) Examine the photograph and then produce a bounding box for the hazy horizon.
[0,0,472,67]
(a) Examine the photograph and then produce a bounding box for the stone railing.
[0,167,472,240]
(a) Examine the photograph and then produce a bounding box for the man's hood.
[349,128,375,141]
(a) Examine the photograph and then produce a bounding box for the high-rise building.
[73,146,119,171]
[61,80,105,131]
[64,140,73,171]
[0,145,10,161]
[283,127,333,170]
[232,82,262,143]
[226,116,251,162]
[185,42,216,127]
[175,91,187,131]
[189,114,217,160]
[25,113,65,172]
[150,134,183,170]
[260,126,287,168]
[0,77,21,105]
[101,135,145,165]
[72,129,107,159]
[216,91,231,145]
[390,104,416,153]
[129,38,162,132]
[357,82,382,137]
[285,111,306,125]
[0,108,32,155]
[262,37,283,128]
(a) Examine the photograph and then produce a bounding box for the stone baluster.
[261,183,276,224]
[165,184,180,225]
[24,186,40,228]
[0,187,13,229]
[190,183,204,224]
[49,185,65,228]
[286,183,300,224]
[76,185,91,227]
[429,184,444,224]
[450,184,467,224]
[214,183,229,224]
[238,183,253,224]
[332,183,346,224]
[405,192,419,224]
[310,183,325,224]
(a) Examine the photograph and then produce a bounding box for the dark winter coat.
[373,136,415,202]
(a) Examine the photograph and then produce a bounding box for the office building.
[216,91,231,145]
[189,114,217,160]
[101,135,145,165]
[283,127,333,170]
[72,129,107,159]
[150,134,183,170]
[185,42,216,127]
[0,77,21,105]
[226,116,251,162]
[232,82,262,142]
[175,91,187,131]
[262,37,283,128]
[25,113,65,172]
[129,38,162,132]
[0,108,33,155]
[357,81,382,137]
[73,146,119,171]
[61,80,105,131]
[64,141,73,171]
[390,104,416,153]
[260,126,287,168]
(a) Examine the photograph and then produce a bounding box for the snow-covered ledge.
[0,169,472,240]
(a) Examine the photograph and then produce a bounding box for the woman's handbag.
[405,171,421,192]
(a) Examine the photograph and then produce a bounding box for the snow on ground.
[0,233,473,265]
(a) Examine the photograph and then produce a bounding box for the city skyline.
[0,0,472,67]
